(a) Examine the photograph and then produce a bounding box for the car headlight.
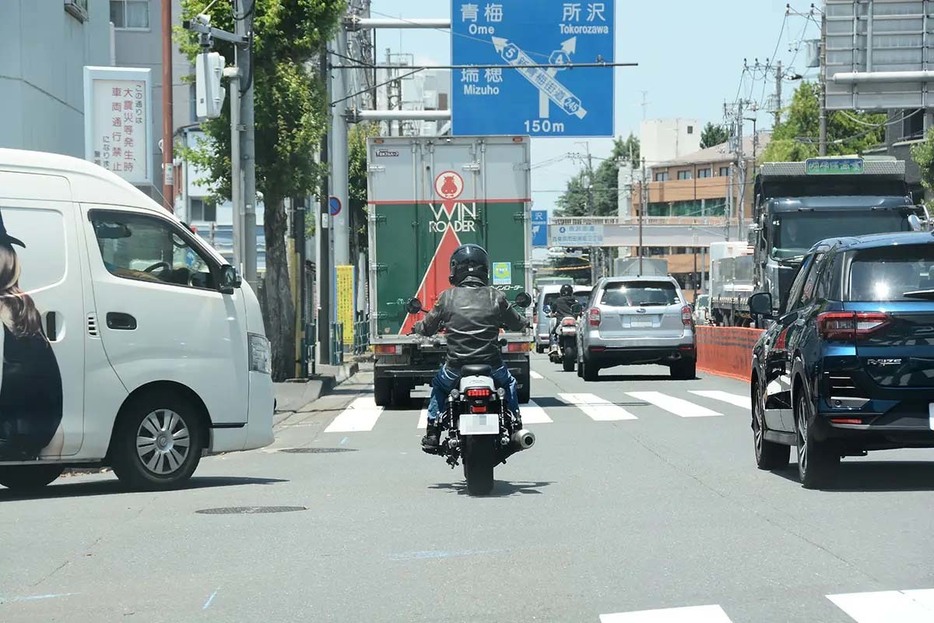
[249,333,271,374]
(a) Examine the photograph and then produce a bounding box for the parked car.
[533,284,592,353]
[577,276,696,381]
[749,231,934,489]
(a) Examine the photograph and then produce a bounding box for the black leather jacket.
[413,280,529,368]
[550,295,580,318]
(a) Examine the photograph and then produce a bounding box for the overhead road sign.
[531,209,548,246]
[451,0,615,137]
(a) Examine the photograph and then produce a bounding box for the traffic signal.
[195,51,226,119]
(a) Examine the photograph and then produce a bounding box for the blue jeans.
[426,363,519,422]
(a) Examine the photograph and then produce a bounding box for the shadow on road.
[428,479,553,497]
[0,475,288,502]
[772,461,934,492]
[531,396,647,408]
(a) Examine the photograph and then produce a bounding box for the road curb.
[273,362,360,429]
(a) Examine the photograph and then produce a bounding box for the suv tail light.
[681,305,693,326]
[588,307,602,327]
[817,312,890,340]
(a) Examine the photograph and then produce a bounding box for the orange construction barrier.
[696,325,764,382]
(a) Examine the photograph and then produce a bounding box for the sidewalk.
[273,359,371,428]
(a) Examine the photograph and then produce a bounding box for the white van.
[0,149,274,491]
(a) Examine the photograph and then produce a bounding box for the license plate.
[630,319,653,328]
[459,413,499,435]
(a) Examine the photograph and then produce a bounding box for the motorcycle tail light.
[818,312,890,340]
[681,305,693,326]
[561,317,577,327]
[588,307,601,327]
[470,405,488,413]
[465,388,492,399]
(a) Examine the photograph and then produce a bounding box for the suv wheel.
[670,358,696,380]
[795,389,839,489]
[752,380,789,470]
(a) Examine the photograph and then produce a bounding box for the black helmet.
[560,284,574,297]
[449,244,489,286]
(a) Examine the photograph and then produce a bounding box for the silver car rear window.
[600,281,678,306]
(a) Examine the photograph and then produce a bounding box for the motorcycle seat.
[459,364,492,377]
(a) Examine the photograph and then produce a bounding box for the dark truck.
[749,157,929,320]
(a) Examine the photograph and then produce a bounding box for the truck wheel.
[390,385,410,409]
[110,392,205,491]
[374,378,391,407]
[0,464,64,491]
[518,373,531,404]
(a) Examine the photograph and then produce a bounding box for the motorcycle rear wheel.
[463,436,496,496]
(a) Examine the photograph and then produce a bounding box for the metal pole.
[332,29,351,267]
[819,11,828,156]
[228,64,242,272]
[160,0,174,212]
[240,0,258,287]
[774,60,782,128]
[296,200,307,378]
[639,157,646,274]
[318,48,332,365]
[736,100,744,241]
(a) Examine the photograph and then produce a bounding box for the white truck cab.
[0,148,274,491]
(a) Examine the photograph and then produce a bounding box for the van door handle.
[106,312,137,330]
[45,311,58,342]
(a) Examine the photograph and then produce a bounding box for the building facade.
[0,0,112,157]
[640,118,701,170]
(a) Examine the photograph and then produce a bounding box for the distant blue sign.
[451,0,615,137]
[531,210,548,246]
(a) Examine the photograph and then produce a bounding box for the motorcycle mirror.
[514,292,532,308]
[406,298,423,315]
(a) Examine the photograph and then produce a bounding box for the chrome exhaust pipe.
[511,429,535,450]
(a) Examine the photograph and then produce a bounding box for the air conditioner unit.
[64,0,89,22]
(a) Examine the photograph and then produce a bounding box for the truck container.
[366,135,533,408]
[706,241,754,326]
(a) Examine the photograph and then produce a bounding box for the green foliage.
[762,81,886,162]
[555,134,639,217]
[699,122,728,149]
[349,123,380,252]
[910,128,934,203]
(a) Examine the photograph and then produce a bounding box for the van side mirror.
[748,292,773,318]
[514,292,532,308]
[406,298,423,314]
[218,265,241,294]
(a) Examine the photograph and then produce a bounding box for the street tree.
[910,128,934,205]
[178,0,345,381]
[761,81,886,162]
[555,134,639,218]
[699,122,728,149]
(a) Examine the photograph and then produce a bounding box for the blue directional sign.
[531,209,548,246]
[451,0,615,137]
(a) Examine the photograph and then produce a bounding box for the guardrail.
[695,325,763,382]
[330,322,344,365]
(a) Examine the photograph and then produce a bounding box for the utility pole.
[160,0,174,212]
[318,47,332,365]
[227,51,242,271]
[639,157,646,274]
[736,100,745,242]
[237,0,258,287]
[819,9,828,156]
[774,60,782,128]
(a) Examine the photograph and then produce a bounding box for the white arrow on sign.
[541,37,576,118]
[492,36,587,120]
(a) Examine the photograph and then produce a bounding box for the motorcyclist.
[549,283,580,351]
[412,244,529,452]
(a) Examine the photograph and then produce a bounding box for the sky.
[371,0,821,214]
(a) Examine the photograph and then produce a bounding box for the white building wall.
[640,118,701,168]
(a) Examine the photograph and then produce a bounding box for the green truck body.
[366,136,533,408]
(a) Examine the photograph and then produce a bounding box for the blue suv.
[749,231,934,488]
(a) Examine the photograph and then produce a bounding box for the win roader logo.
[428,202,478,233]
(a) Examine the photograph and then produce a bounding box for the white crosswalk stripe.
[558,393,638,421]
[416,409,428,430]
[521,400,553,424]
[627,391,722,418]
[530,370,544,380]
[689,390,751,410]
[323,397,384,433]
[600,604,733,622]
[827,589,934,622]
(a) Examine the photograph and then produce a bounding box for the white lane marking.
[417,409,428,430]
[828,589,934,622]
[627,391,722,418]
[929,403,934,431]
[558,393,637,421]
[690,390,751,410]
[600,604,733,622]
[521,400,553,424]
[530,371,544,380]
[323,397,383,433]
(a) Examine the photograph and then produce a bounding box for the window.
[110,0,149,29]
[189,198,217,222]
[847,245,934,302]
[687,125,694,134]
[784,255,815,314]
[654,172,669,182]
[601,281,679,307]
[65,0,89,22]
[697,168,711,178]
[90,211,218,290]
[719,166,730,177]
[677,170,692,180]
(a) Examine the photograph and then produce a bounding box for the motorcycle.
[406,292,536,496]
[547,303,582,372]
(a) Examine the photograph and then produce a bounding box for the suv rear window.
[543,292,591,309]
[847,244,934,302]
[600,281,679,306]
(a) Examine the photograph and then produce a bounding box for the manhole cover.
[279,447,356,454]
[196,506,307,515]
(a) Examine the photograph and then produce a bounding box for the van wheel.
[0,464,64,491]
[111,393,205,491]
[518,373,531,404]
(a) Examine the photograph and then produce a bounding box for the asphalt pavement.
[3,354,934,622]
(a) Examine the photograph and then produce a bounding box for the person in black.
[0,213,64,461]
[412,244,529,451]
[549,283,580,350]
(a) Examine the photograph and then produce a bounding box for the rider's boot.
[421,420,442,453]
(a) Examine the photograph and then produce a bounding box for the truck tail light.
[505,342,531,353]
[681,305,693,326]
[374,344,399,355]
[588,307,602,327]
[817,312,890,340]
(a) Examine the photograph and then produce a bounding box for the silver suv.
[577,276,696,381]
